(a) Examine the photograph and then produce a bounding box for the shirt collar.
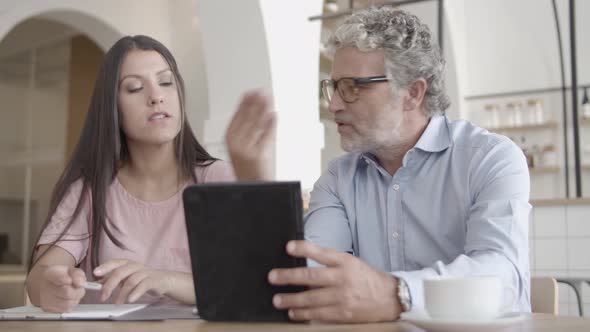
[413,114,452,153]
[359,114,452,166]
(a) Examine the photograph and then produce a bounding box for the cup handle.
[500,285,518,314]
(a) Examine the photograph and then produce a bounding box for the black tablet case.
[182,182,307,322]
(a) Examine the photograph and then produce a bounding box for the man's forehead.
[331,47,385,77]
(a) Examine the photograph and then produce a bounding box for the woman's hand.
[39,265,86,313]
[94,260,173,304]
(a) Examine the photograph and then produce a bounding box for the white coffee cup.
[423,276,517,320]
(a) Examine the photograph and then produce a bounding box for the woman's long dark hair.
[29,35,216,271]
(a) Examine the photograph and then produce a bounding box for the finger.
[229,92,271,141]
[254,111,277,147]
[99,263,143,302]
[285,241,351,267]
[268,266,339,287]
[227,90,266,134]
[239,91,270,128]
[44,266,73,287]
[273,287,341,309]
[246,93,271,126]
[54,284,85,301]
[115,272,148,305]
[68,267,87,288]
[100,263,141,302]
[93,259,129,277]
[288,306,353,322]
[127,279,153,303]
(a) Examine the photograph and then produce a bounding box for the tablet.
[182,181,307,322]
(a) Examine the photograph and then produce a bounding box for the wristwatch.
[397,278,412,312]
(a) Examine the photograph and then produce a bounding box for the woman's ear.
[403,78,427,112]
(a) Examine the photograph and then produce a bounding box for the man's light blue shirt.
[305,115,531,312]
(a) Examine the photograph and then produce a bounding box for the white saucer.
[401,310,527,332]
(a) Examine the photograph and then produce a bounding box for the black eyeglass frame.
[321,75,390,103]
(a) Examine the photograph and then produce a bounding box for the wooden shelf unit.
[529,166,560,174]
[488,121,559,132]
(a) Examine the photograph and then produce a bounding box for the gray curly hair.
[326,6,450,116]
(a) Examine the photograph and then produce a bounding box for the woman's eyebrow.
[119,68,172,85]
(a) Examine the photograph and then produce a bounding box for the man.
[227,6,530,323]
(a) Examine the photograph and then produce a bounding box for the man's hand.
[94,260,173,304]
[225,90,276,181]
[268,240,402,323]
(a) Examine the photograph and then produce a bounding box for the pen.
[82,281,103,291]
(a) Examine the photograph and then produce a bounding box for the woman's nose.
[149,96,164,105]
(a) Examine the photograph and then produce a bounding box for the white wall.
[442,0,468,119]
[259,0,324,188]
[196,0,274,161]
[464,0,590,96]
[197,0,324,190]
[164,0,210,142]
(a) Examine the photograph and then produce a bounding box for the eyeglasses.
[321,75,390,103]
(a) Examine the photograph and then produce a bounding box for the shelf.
[0,195,39,202]
[0,148,64,167]
[0,265,26,274]
[529,165,590,173]
[0,272,26,283]
[320,50,332,74]
[529,166,560,174]
[528,165,590,173]
[488,121,558,132]
[531,198,590,206]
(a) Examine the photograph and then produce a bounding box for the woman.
[25,35,237,312]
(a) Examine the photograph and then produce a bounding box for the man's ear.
[403,79,427,112]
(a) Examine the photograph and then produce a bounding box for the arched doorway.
[0,12,118,308]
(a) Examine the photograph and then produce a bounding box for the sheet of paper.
[0,304,148,320]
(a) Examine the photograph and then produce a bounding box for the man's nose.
[328,90,346,114]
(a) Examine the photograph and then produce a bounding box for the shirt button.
[392,232,399,239]
[393,184,400,191]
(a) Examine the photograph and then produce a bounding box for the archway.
[0,9,120,309]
